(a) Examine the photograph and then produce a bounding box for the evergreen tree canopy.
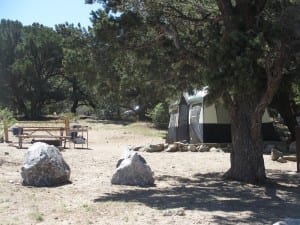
[87,0,300,183]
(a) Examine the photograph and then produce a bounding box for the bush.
[0,108,16,127]
[149,102,169,129]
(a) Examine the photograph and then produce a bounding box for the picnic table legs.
[18,136,23,149]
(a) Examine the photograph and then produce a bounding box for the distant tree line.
[0,19,174,120]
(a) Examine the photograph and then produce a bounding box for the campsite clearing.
[0,120,299,225]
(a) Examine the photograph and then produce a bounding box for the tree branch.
[255,44,287,117]
[255,0,267,14]
[165,5,212,23]
[216,0,234,27]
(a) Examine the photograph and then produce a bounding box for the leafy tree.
[0,19,23,109]
[149,102,169,129]
[87,0,299,183]
[0,22,65,118]
[270,5,300,141]
[56,23,97,113]
[10,23,64,118]
[90,10,190,120]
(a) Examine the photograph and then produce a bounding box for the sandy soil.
[0,120,299,225]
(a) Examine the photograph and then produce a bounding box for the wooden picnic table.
[14,125,89,149]
[14,126,68,149]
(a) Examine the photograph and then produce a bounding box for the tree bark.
[224,99,266,183]
[71,99,78,114]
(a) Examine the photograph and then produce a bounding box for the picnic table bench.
[13,125,88,149]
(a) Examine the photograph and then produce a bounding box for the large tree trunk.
[224,99,266,183]
[71,99,78,114]
[28,101,43,119]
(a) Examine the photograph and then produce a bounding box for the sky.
[0,0,101,28]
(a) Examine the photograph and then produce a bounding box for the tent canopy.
[167,90,279,144]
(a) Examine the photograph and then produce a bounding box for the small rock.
[277,157,287,163]
[179,144,189,152]
[271,149,283,161]
[176,209,185,216]
[197,144,210,152]
[145,144,165,152]
[4,152,9,155]
[188,145,197,152]
[163,210,173,216]
[165,143,179,152]
[132,146,143,151]
[209,147,222,153]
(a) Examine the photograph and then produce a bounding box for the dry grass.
[0,120,299,225]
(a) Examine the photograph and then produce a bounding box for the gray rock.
[277,157,287,163]
[271,149,283,161]
[273,218,300,225]
[21,142,70,187]
[165,143,179,152]
[209,147,222,153]
[145,144,164,152]
[178,143,189,152]
[188,145,197,152]
[111,151,154,186]
[197,144,210,152]
[132,146,143,151]
[175,209,186,216]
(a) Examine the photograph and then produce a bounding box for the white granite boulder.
[111,150,154,186]
[21,142,70,187]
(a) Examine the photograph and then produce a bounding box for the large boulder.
[21,142,71,187]
[111,150,154,186]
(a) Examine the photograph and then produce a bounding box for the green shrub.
[149,102,169,129]
[0,108,16,127]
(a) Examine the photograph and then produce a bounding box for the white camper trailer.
[167,90,279,144]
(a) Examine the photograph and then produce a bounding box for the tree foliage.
[87,0,300,183]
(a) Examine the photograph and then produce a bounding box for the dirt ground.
[0,120,299,225]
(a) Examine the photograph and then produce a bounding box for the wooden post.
[296,126,300,173]
[60,127,64,137]
[65,119,70,136]
[4,124,8,143]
